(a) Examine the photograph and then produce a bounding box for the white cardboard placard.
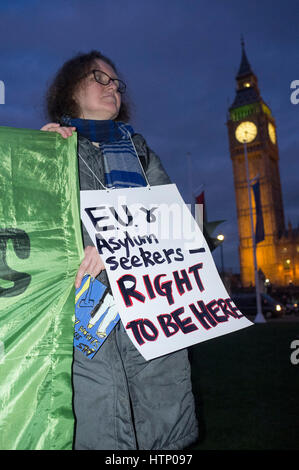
[80,184,252,360]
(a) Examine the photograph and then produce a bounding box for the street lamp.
[217,234,224,274]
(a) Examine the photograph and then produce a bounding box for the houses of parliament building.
[227,41,299,287]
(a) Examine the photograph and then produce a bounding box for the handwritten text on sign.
[80,184,252,360]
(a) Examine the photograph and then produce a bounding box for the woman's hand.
[40,122,76,139]
[75,246,105,289]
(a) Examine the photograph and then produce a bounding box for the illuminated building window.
[284,259,291,270]
[243,82,251,88]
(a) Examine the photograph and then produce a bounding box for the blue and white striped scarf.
[61,116,147,188]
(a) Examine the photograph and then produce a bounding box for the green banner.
[0,127,83,450]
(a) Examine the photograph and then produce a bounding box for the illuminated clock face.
[268,122,276,144]
[235,121,257,143]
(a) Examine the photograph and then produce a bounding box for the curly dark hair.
[45,50,130,123]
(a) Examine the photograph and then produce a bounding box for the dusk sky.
[0,0,298,273]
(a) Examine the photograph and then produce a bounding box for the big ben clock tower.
[227,40,286,286]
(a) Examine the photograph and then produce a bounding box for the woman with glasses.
[41,50,198,450]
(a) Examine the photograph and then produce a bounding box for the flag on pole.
[0,126,83,450]
[251,179,265,244]
[195,189,206,222]
[193,186,225,252]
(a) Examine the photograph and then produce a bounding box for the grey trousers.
[72,320,198,450]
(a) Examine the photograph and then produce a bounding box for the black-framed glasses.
[91,69,126,93]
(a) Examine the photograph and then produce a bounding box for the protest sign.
[81,184,252,361]
[74,275,120,358]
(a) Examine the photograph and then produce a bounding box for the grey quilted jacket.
[72,133,199,450]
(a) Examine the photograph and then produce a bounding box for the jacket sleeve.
[132,134,172,186]
[82,223,93,248]
[146,144,172,186]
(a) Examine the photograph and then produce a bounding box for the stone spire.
[236,36,253,78]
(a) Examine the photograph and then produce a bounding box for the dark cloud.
[0,0,298,272]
